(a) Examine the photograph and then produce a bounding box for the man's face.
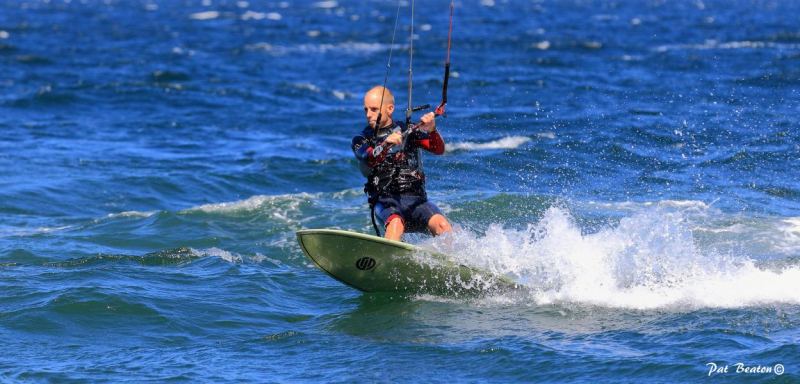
[364,93,394,129]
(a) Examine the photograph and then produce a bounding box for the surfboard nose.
[296,229,519,295]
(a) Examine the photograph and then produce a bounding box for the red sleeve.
[416,130,445,155]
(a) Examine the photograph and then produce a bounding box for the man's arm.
[412,112,445,155]
[414,130,445,155]
[352,135,392,170]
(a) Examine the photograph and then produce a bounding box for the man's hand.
[418,112,437,133]
[385,131,403,145]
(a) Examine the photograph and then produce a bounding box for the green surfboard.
[296,229,518,295]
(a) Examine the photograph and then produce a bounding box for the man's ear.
[386,104,394,114]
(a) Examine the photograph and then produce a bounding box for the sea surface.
[2,0,799,382]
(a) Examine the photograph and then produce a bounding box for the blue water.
[2,0,799,382]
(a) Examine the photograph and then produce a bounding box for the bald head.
[364,86,394,106]
[363,86,395,129]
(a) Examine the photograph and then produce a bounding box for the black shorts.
[375,195,444,233]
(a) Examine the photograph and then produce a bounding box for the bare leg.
[427,214,452,236]
[385,217,405,242]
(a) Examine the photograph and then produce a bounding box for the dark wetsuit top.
[351,121,445,199]
[351,121,446,231]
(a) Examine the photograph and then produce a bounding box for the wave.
[583,199,713,212]
[8,85,78,107]
[106,210,158,219]
[418,206,800,309]
[192,247,282,265]
[182,189,362,214]
[655,39,800,52]
[0,224,76,238]
[195,247,242,263]
[312,1,338,8]
[245,42,404,55]
[241,11,282,21]
[290,82,321,93]
[783,218,800,233]
[150,70,191,83]
[446,136,531,152]
[47,247,200,267]
[189,11,220,21]
[777,218,800,254]
[43,290,164,318]
[284,82,351,100]
[4,211,153,239]
[179,189,364,230]
[45,247,279,267]
[183,192,318,214]
[6,189,362,242]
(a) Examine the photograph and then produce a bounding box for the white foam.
[656,40,800,52]
[331,188,362,199]
[536,131,556,139]
[434,201,455,215]
[241,11,264,20]
[194,247,242,263]
[775,218,800,254]
[313,1,337,9]
[107,210,158,219]
[190,11,220,20]
[420,207,800,309]
[305,42,393,54]
[292,82,320,92]
[242,11,281,21]
[251,252,283,265]
[0,225,75,237]
[585,199,710,212]
[41,225,75,234]
[533,41,551,50]
[446,136,531,152]
[247,42,273,51]
[185,192,316,214]
[193,247,285,265]
[783,218,800,234]
[700,224,745,234]
[652,199,711,209]
[245,42,400,55]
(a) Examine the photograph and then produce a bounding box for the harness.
[358,122,427,236]
[364,124,425,197]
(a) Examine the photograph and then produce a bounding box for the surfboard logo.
[355,257,376,271]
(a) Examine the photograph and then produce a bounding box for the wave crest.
[421,206,800,309]
[447,136,531,152]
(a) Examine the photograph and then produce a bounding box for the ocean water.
[2,0,799,382]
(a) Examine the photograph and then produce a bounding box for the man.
[351,86,452,242]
